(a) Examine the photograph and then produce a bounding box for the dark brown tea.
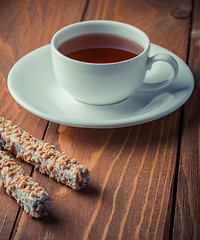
[58,33,143,63]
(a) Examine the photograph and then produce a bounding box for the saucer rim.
[7,44,194,128]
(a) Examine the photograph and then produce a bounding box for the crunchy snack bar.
[0,150,50,218]
[0,117,90,190]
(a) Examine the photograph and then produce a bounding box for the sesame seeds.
[0,180,4,188]
[0,118,91,190]
[0,118,90,218]
[0,150,51,218]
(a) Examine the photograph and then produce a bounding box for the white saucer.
[7,44,194,128]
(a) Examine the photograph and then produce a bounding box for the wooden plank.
[173,0,200,239]
[0,0,87,239]
[12,116,180,240]
[84,0,192,59]
[0,0,48,238]
[9,0,193,239]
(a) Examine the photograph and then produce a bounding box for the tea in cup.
[51,20,178,105]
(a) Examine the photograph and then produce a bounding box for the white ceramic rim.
[7,44,194,128]
[51,20,150,66]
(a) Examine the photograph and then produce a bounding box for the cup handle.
[141,53,179,91]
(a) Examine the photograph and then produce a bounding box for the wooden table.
[0,0,199,239]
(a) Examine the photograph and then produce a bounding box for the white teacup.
[51,20,178,105]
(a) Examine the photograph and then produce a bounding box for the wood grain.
[6,1,193,240]
[84,0,192,58]
[0,0,196,239]
[11,115,180,240]
[0,0,49,238]
[173,0,200,239]
[0,0,87,239]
